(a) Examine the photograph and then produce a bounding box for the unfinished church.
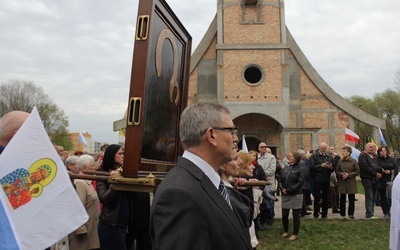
[113,0,386,159]
[187,0,385,157]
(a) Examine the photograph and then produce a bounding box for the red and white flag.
[345,128,360,144]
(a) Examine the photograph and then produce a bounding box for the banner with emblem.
[0,107,88,250]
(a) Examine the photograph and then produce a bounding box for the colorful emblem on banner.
[0,158,57,209]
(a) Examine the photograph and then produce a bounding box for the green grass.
[357,180,364,195]
[257,218,390,249]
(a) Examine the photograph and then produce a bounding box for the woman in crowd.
[249,150,268,234]
[96,144,127,249]
[335,145,359,219]
[376,146,397,219]
[69,154,100,249]
[237,150,258,248]
[97,144,151,250]
[65,155,79,174]
[218,149,252,234]
[278,151,304,241]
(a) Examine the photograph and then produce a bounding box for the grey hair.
[179,102,231,149]
[77,154,95,171]
[297,149,305,155]
[65,155,79,167]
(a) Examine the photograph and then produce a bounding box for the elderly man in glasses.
[150,102,252,250]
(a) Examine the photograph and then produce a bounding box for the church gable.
[187,0,385,155]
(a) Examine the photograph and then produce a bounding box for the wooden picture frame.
[123,0,192,178]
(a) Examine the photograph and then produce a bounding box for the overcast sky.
[1,0,399,146]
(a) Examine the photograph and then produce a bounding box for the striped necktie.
[219,180,232,209]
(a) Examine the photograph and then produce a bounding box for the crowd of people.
[1,105,400,250]
[50,144,152,250]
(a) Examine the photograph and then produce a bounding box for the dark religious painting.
[123,0,191,177]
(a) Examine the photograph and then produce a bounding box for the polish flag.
[345,128,360,144]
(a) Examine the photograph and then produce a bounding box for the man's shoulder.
[358,152,368,159]
[158,159,205,190]
[261,153,275,160]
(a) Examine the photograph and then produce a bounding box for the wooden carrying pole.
[70,171,270,188]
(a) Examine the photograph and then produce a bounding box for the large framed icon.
[123,0,192,177]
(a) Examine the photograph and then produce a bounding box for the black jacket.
[227,187,252,230]
[252,162,267,190]
[97,180,123,226]
[358,152,382,180]
[299,158,310,190]
[376,156,396,184]
[278,162,304,196]
[310,150,334,182]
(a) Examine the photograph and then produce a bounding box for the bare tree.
[0,80,71,149]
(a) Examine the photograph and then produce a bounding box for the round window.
[243,65,263,86]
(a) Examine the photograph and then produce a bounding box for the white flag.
[78,132,88,148]
[242,134,248,153]
[0,107,88,250]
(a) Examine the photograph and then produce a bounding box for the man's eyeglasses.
[200,127,238,137]
[259,146,267,148]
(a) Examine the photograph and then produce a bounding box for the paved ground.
[273,193,386,219]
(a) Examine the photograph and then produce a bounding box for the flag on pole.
[371,138,378,149]
[344,128,360,144]
[242,135,248,153]
[378,128,388,146]
[78,132,88,148]
[118,129,125,143]
[0,107,88,250]
[345,144,361,162]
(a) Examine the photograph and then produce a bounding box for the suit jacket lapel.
[177,157,251,248]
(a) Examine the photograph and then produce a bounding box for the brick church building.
[187,0,385,157]
[114,0,385,159]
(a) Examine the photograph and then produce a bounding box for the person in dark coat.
[97,144,152,250]
[310,142,334,219]
[376,146,397,219]
[278,151,304,241]
[358,142,382,219]
[150,103,252,250]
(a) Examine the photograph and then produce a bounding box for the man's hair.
[179,102,230,149]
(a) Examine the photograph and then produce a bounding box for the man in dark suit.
[310,142,334,219]
[150,102,252,250]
